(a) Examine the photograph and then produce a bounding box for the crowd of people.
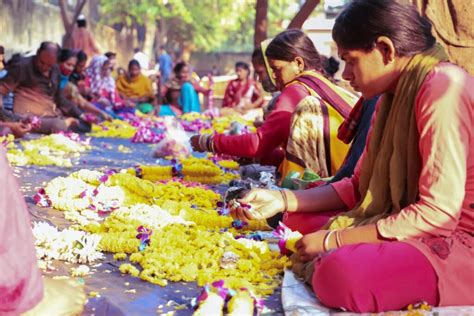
[0,14,213,138]
[1,0,473,314]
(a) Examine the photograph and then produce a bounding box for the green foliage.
[98,0,313,52]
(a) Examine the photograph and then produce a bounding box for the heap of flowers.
[200,115,256,135]
[38,167,269,231]
[82,212,289,295]
[2,132,90,167]
[89,120,137,138]
[32,221,103,264]
[90,115,167,143]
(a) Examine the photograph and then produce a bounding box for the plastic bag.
[153,116,191,158]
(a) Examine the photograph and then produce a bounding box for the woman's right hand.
[229,188,286,221]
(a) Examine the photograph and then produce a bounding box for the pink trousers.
[283,212,439,313]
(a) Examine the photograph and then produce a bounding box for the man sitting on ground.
[0,42,88,134]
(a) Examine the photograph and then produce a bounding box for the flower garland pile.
[201,115,256,135]
[83,216,289,295]
[2,133,90,167]
[32,221,103,264]
[38,167,268,231]
[127,157,240,184]
[89,120,137,138]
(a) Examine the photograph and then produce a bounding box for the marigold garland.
[85,217,289,295]
[126,157,240,184]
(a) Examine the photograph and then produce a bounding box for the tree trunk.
[254,0,268,48]
[59,0,87,48]
[287,0,320,29]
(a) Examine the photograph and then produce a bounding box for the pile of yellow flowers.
[2,133,90,167]
[126,157,239,184]
[43,167,268,229]
[201,115,256,134]
[180,112,210,122]
[45,169,220,212]
[84,215,289,295]
[217,159,240,170]
[0,134,15,149]
[89,120,137,138]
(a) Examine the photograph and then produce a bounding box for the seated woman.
[157,79,183,116]
[192,29,357,180]
[116,59,155,114]
[58,49,112,122]
[231,0,474,313]
[173,62,201,113]
[221,61,264,118]
[69,50,89,96]
[85,55,128,116]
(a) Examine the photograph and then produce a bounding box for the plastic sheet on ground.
[282,269,474,316]
[14,135,284,316]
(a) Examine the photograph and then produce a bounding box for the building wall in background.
[0,0,142,68]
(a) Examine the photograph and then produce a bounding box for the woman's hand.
[100,111,113,121]
[190,134,211,152]
[190,135,201,151]
[8,122,31,138]
[295,230,327,262]
[229,189,286,221]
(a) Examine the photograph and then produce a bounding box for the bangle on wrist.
[198,135,208,151]
[206,134,214,152]
[335,230,344,248]
[209,135,215,153]
[279,189,288,212]
[323,230,336,252]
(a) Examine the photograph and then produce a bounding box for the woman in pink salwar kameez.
[230,0,474,313]
[0,149,86,314]
[0,148,43,314]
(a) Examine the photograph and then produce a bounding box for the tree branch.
[254,0,268,48]
[58,0,72,32]
[71,0,88,32]
[287,0,321,29]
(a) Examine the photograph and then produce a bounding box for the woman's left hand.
[295,230,327,262]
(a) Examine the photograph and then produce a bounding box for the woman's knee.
[312,247,361,310]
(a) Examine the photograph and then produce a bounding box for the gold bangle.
[211,135,216,153]
[335,230,344,248]
[279,189,288,212]
[198,134,208,151]
[323,230,336,252]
